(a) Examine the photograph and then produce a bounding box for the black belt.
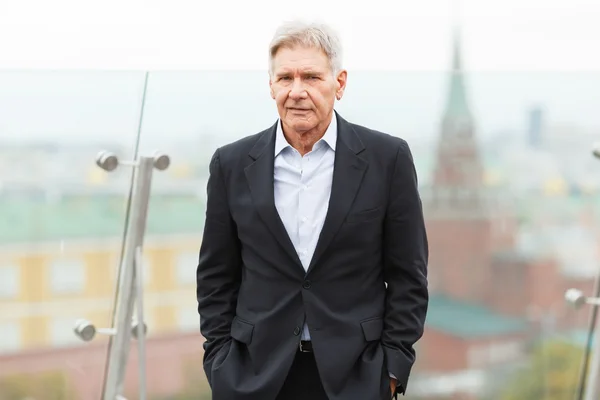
[299,340,313,353]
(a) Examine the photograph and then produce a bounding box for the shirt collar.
[274,114,338,157]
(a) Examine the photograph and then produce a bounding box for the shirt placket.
[297,152,313,272]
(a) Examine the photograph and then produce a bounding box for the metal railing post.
[73,150,170,400]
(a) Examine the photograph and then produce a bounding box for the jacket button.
[302,280,311,289]
[293,326,301,336]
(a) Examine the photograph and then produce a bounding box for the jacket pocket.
[346,206,382,224]
[230,316,254,344]
[360,317,383,341]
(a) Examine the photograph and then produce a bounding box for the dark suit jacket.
[197,112,428,400]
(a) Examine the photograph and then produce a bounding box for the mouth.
[288,108,310,112]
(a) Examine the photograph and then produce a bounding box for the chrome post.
[135,246,147,400]
[73,150,169,400]
[565,145,600,400]
[566,288,600,400]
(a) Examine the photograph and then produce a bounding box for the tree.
[0,371,76,400]
[499,340,584,400]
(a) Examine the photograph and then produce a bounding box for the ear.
[269,78,275,99]
[335,69,348,100]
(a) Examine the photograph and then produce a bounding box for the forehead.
[272,45,330,73]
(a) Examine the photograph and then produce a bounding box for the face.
[269,46,347,136]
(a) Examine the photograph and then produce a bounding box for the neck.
[283,113,333,156]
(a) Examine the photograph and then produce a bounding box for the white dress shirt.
[273,116,337,341]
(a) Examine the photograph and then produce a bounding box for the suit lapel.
[244,123,304,273]
[307,114,368,274]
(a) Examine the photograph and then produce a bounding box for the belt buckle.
[299,341,310,353]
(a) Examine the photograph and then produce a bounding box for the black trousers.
[276,350,329,400]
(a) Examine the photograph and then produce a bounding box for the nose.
[289,78,307,100]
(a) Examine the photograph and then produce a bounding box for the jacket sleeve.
[196,148,242,386]
[382,139,429,395]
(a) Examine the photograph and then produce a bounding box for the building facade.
[0,194,204,356]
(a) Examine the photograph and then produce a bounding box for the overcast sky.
[0,0,599,71]
[0,0,599,146]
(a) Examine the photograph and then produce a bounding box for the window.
[489,341,523,363]
[467,344,488,368]
[111,253,150,286]
[468,340,524,368]
[0,264,19,299]
[178,307,199,332]
[108,253,121,284]
[176,251,198,285]
[0,321,21,353]
[137,254,151,286]
[50,318,83,347]
[50,259,86,294]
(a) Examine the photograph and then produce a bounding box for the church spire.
[444,27,471,120]
[430,22,484,208]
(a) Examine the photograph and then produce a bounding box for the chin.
[293,123,316,133]
[287,119,316,133]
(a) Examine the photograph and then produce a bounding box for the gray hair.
[268,20,343,75]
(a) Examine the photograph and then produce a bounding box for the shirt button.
[302,280,312,289]
[301,216,308,222]
[293,326,301,336]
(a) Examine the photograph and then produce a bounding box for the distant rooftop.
[427,294,530,338]
[0,193,205,244]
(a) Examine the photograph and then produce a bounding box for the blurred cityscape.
[1,31,600,400]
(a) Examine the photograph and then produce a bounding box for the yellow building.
[0,193,205,354]
[543,176,567,196]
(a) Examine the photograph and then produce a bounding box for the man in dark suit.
[197,20,428,400]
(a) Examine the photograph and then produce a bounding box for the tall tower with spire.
[425,28,493,303]
[431,27,484,210]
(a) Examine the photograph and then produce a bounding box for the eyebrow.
[275,69,324,77]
